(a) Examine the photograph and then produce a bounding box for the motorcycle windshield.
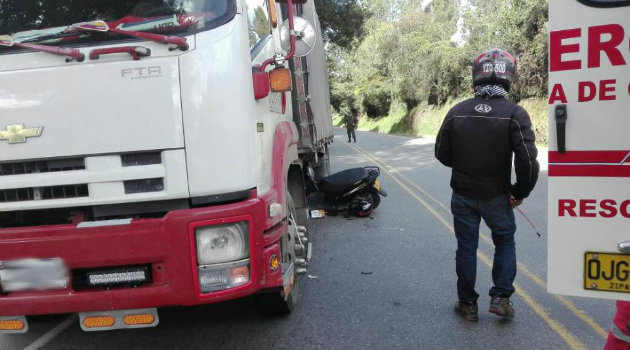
[0,0,236,50]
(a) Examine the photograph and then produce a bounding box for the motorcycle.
[307,166,387,217]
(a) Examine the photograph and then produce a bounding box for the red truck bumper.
[0,197,287,316]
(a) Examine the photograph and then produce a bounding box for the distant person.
[344,108,358,143]
[435,48,539,322]
[603,301,630,350]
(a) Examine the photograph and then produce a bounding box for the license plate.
[374,178,381,191]
[584,252,630,293]
[0,258,67,292]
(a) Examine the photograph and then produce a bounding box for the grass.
[333,104,410,135]
[334,97,548,146]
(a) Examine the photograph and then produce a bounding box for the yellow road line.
[517,263,609,339]
[345,142,588,350]
[347,142,609,340]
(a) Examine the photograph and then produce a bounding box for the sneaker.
[489,295,514,319]
[454,301,479,322]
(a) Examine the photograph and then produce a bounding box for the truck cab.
[0,0,332,332]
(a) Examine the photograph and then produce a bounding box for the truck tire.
[288,193,310,260]
[314,145,330,179]
[253,279,300,315]
[254,193,302,315]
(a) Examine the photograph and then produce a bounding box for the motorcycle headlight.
[195,222,249,265]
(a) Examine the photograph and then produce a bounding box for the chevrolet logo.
[0,124,43,144]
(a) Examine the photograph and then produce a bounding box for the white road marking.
[23,314,77,350]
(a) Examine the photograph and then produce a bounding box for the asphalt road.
[1,128,616,350]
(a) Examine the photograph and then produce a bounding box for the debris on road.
[310,209,326,219]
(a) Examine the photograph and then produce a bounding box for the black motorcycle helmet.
[472,48,517,91]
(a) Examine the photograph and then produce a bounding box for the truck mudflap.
[0,196,287,317]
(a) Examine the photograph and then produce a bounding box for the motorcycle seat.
[317,167,369,196]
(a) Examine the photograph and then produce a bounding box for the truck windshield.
[0,0,235,49]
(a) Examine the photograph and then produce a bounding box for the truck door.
[548,0,630,300]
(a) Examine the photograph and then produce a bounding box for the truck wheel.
[253,278,300,315]
[314,145,330,179]
[254,193,303,315]
[288,193,309,260]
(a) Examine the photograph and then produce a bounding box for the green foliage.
[327,0,549,140]
[464,0,548,101]
[314,0,368,48]
[362,79,392,117]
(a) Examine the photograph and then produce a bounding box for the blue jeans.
[451,191,516,302]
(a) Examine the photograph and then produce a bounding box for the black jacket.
[435,96,539,200]
[344,115,357,128]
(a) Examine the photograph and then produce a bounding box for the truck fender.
[262,120,299,230]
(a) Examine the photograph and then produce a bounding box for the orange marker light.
[83,316,115,328]
[269,254,280,271]
[123,314,155,326]
[0,320,24,331]
[269,68,292,92]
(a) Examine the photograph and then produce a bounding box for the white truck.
[548,0,630,300]
[0,0,332,332]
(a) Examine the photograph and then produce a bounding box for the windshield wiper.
[73,21,188,51]
[0,34,85,62]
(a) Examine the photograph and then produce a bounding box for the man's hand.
[510,197,523,208]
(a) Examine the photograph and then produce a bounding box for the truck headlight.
[195,222,249,265]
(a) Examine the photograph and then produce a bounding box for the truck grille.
[0,158,85,176]
[124,178,164,194]
[121,152,162,167]
[0,150,178,212]
[0,184,89,202]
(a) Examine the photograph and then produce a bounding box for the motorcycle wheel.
[352,192,375,217]
[370,190,381,210]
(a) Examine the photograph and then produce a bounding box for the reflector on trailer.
[123,314,155,326]
[79,308,159,331]
[0,316,28,333]
[83,316,115,328]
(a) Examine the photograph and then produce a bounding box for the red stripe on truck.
[549,150,630,163]
[549,165,630,177]
[549,151,630,177]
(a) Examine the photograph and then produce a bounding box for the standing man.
[344,108,358,143]
[435,48,539,322]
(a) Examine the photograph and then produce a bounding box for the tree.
[463,0,548,100]
[314,0,367,48]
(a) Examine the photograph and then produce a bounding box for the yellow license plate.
[374,178,381,191]
[584,252,630,293]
